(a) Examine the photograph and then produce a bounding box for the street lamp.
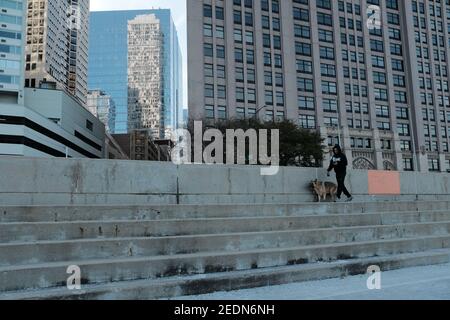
[254,105,267,119]
[336,102,343,146]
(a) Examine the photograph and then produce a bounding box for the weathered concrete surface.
[0,157,449,205]
[1,235,450,293]
[1,157,450,299]
[2,201,450,222]
[2,210,450,242]
[174,262,450,300]
[2,222,450,266]
[1,200,450,298]
[2,250,450,300]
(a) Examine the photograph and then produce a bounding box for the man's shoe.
[346,196,353,202]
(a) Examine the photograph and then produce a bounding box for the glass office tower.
[0,0,26,104]
[89,10,183,136]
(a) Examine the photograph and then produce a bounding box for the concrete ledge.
[0,157,178,195]
[0,157,449,205]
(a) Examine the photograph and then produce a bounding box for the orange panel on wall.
[368,171,401,195]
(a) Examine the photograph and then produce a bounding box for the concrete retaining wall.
[0,157,449,205]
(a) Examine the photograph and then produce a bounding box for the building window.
[265,110,274,122]
[204,43,213,57]
[321,81,337,95]
[236,107,245,119]
[322,99,337,113]
[297,78,314,92]
[235,48,243,62]
[396,107,409,120]
[298,96,315,110]
[276,92,284,106]
[294,25,310,39]
[236,87,244,102]
[297,59,313,74]
[86,120,93,131]
[247,88,256,103]
[265,90,273,105]
[205,105,214,119]
[403,158,413,171]
[321,63,336,77]
[216,45,225,59]
[376,105,390,118]
[216,6,224,20]
[203,4,212,18]
[400,140,412,151]
[204,64,213,77]
[296,42,312,56]
[217,85,226,99]
[293,8,309,21]
[217,65,226,79]
[320,46,335,60]
[203,24,212,37]
[377,121,391,131]
[429,159,440,172]
[205,84,214,98]
[324,117,339,128]
[299,115,316,129]
[217,106,226,119]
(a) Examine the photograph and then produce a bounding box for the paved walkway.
[173,263,450,300]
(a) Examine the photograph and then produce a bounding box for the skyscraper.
[0,0,26,105]
[127,14,164,138]
[1,0,105,159]
[24,0,89,105]
[187,0,450,173]
[89,10,183,136]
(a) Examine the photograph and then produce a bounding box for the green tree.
[186,118,325,167]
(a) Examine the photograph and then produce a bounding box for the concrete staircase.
[1,200,450,300]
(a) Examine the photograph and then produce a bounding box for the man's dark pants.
[336,171,351,199]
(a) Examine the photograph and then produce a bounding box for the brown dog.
[311,180,338,203]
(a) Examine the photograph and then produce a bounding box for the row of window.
[0,0,23,10]
[0,12,22,24]
[204,42,284,68]
[0,74,20,84]
[0,58,20,69]
[423,108,450,122]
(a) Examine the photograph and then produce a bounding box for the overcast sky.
[90,0,188,108]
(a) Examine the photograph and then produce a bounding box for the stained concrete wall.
[0,157,449,205]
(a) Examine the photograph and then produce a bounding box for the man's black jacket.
[327,153,348,174]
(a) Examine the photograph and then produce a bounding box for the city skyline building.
[1,0,105,159]
[0,0,26,105]
[24,0,90,106]
[127,14,165,138]
[88,9,183,135]
[187,0,450,173]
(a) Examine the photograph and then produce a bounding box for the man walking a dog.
[327,145,353,202]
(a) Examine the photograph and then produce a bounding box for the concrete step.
[1,210,450,243]
[1,234,449,293]
[1,249,450,300]
[2,200,450,222]
[2,221,450,267]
